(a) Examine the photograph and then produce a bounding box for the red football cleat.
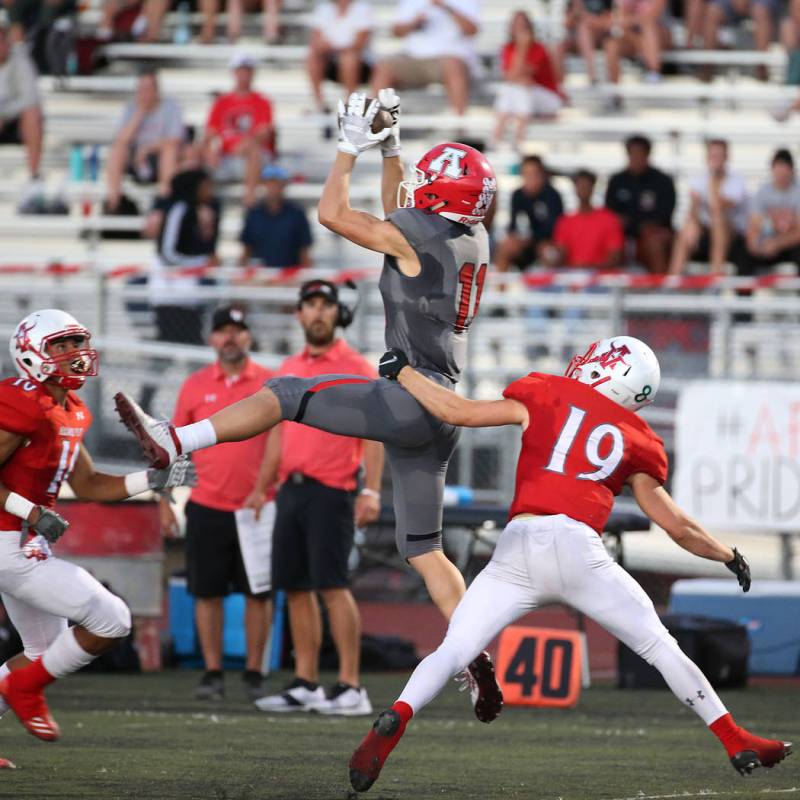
[0,758,16,769]
[0,677,60,742]
[730,736,792,776]
[349,709,407,793]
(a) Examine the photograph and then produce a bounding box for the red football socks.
[9,659,56,693]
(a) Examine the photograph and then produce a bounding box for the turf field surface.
[0,670,796,800]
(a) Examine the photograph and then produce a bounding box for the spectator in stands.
[151,167,220,344]
[543,169,624,269]
[604,0,671,86]
[0,25,44,213]
[306,0,374,114]
[703,0,775,80]
[370,0,480,116]
[669,139,748,275]
[556,0,614,86]
[162,305,275,701]
[605,134,676,274]
[252,280,383,716]
[240,164,313,267]
[105,67,184,214]
[492,11,563,150]
[742,148,800,272]
[203,53,275,207]
[198,0,281,44]
[495,155,563,271]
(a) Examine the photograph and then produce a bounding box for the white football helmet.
[565,336,660,412]
[9,309,98,390]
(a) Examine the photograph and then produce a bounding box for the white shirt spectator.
[394,0,480,66]
[689,170,749,233]
[311,1,375,56]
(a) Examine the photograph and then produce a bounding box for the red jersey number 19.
[545,405,624,481]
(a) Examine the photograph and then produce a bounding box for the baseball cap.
[261,164,290,181]
[212,305,249,331]
[230,51,257,70]
[298,279,339,305]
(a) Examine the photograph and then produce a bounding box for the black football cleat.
[349,709,403,793]
[731,740,792,775]
[466,651,504,723]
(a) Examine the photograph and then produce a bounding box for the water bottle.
[86,146,100,182]
[173,2,192,44]
[442,485,474,506]
[69,144,84,181]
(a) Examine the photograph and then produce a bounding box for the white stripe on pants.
[0,532,131,659]
[398,515,727,725]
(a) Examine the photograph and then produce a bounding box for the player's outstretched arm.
[68,446,197,502]
[383,351,528,428]
[629,473,749,588]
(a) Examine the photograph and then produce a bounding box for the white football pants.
[398,515,727,725]
[0,532,131,660]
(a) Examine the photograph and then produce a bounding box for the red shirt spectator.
[206,91,274,157]
[276,338,377,491]
[173,357,274,510]
[500,40,561,95]
[553,208,625,268]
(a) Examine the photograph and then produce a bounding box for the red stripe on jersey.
[308,378,372,394]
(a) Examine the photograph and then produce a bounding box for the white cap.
[230,51,257,69]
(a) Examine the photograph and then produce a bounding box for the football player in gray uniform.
[115,90,503,722]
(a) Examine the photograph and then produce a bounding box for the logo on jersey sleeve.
[428,146,468,179]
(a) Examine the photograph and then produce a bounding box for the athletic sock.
[372,701,412,762]
[41,629,95,679]
[175,419,217,454]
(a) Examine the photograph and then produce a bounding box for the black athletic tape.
[293,390,314,423]
[406,531,441,542]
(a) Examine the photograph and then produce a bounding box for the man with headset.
[246,280,384,715]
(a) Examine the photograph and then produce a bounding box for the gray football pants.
[266,370,460,559]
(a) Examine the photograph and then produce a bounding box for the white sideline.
[611,789,800,800]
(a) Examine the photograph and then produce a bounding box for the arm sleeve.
[0,386,39,436]
[634,431,669,485]
[502,373,545,404]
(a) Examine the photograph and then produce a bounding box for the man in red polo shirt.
[248,280,384,716]
[546,169,625,269]
[160,305,274,701]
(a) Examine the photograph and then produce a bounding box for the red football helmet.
[398,142,497,226]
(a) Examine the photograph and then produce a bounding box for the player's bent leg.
[561,530,791,775]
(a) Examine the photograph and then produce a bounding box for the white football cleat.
[309,684,373,716]
[253,680,325,713]
[114,392,182,469]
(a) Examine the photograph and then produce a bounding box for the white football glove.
[147,456,198,492]
[337,92,392,157]
[378,88,401,158]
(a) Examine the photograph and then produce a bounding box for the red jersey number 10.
[455,262,487,333]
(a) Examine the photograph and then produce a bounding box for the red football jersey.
[0,377,92,531]
[503,373,667,533]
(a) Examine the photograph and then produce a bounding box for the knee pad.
[82,591,132,639]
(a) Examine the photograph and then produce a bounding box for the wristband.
[359,488,381,499]
[124,470,150,497]
[4,492,35,521]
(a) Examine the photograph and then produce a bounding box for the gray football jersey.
[380,208,490,381]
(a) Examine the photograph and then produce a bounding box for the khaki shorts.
[382,55,446,88]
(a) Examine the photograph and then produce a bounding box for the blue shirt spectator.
[240,165,313,267]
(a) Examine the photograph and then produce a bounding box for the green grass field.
[0,670,796,800]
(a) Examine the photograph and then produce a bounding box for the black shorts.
[324,55,372,85]
[184,500,270,599]
[0,117,22,145]
[271,477,354,592]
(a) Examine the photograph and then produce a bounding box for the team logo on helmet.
[14,320,37,355]
[427,146,467,178]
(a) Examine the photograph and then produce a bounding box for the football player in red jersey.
[0,308,195,745]
[348,336,792,793]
